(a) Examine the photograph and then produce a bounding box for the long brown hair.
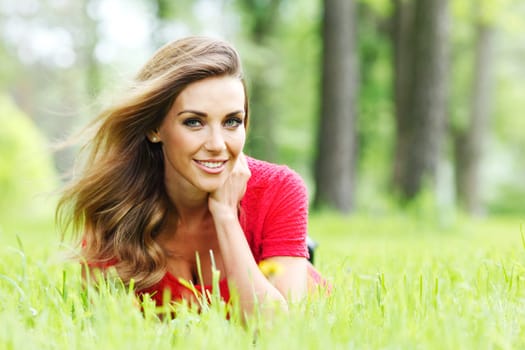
[57,36,249,289]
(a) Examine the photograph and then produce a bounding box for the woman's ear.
[146,130,161,143]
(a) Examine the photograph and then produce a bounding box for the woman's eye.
[183,118,203,128]
[224,117,243,128]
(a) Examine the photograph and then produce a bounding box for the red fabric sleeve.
[259,167,309,260]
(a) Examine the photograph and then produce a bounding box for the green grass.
[0,213,524,349]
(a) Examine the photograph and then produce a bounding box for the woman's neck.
[164,189,212,234]
[164,176,209,217]
[173,203,210,227]
[157,203,211,242]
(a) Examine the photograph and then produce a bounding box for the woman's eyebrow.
[177,110,207,116]
[226,110,245,117]
[177,110,245,117]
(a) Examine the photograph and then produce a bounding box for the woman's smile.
[194,159,228,173]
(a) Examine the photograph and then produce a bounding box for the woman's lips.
[194,159,227,174]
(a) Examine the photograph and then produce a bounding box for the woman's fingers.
[208,153,251,216]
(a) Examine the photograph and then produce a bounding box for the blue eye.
[224,117,243,128]
[183,118,203,128]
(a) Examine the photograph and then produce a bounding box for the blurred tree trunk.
[392,0,449,200]
[392,0,414,193]
[454,23,495,215]
[237,0,281,162]
[313,0,358,212]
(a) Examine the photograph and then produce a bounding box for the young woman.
[57,36,325,315]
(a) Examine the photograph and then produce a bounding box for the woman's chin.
[194,179,227,194]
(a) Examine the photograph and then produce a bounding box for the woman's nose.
[204,127,226,152]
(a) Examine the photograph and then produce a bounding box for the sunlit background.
[1,0,524,235]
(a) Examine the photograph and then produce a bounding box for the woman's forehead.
[173,76,245,112]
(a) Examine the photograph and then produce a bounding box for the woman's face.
[155,75,246,196]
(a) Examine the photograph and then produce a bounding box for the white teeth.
[199,161,223,169]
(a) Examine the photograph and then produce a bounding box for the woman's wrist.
[210,207,238,223]
[208,196,239,220]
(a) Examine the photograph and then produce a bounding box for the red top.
[91,157,311,305]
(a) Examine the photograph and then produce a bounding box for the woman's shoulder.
[243,156,308,214]
[245,156,304,188]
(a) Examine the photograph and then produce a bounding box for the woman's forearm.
[212,213,287,314]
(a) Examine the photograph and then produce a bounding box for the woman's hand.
[208,153,251,219]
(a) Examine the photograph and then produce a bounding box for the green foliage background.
[0,94,58,232]
[1,0,524,215]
